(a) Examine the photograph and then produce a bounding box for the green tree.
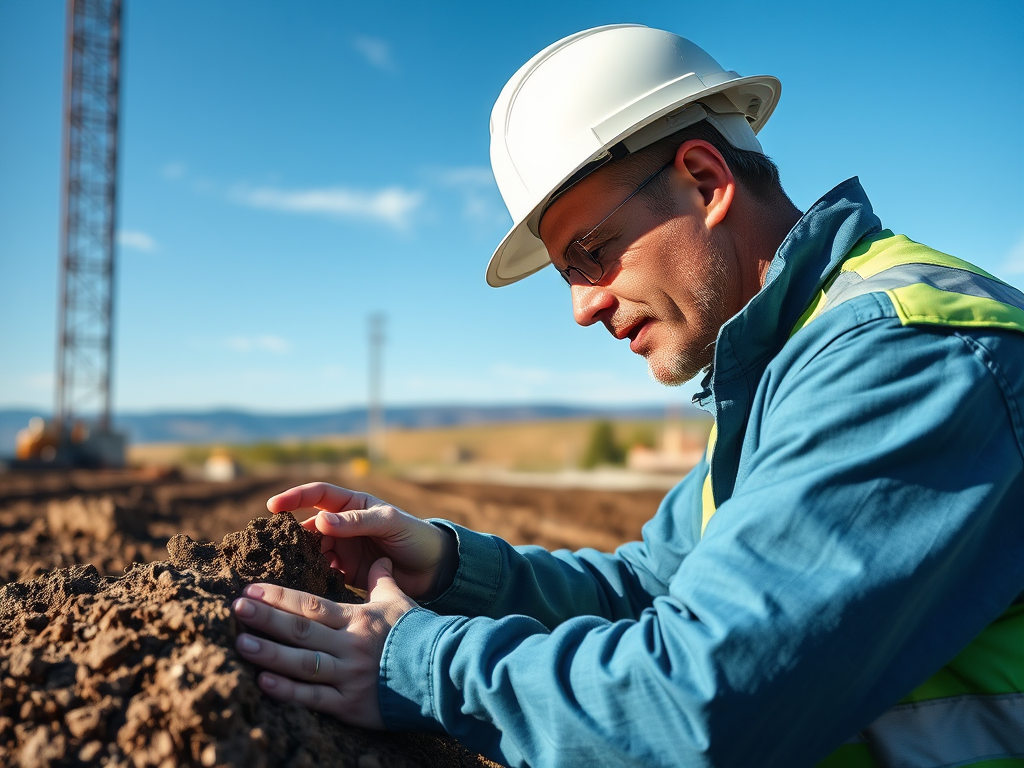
[626,424,657,450]
[581,420,625,468]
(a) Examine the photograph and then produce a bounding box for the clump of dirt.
[0,513,494,768]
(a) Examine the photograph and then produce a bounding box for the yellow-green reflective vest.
[700,231,1024,767]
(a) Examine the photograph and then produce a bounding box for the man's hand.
[232,557,416,729]
[268,482,457,601]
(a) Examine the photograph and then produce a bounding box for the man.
[231,25,1024,767]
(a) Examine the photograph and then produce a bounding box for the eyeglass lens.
[561,242,604,285]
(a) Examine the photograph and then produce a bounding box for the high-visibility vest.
[699,231,1024,767]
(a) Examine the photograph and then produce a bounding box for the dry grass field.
[128,417,713,474]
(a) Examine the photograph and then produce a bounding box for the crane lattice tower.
[55,0,122,431]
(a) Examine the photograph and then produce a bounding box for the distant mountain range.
[0,403,705,454]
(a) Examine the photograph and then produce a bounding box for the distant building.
[627,423,706,474]
[204,449,242,482]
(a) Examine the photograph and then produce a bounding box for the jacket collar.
[711,177,883,384]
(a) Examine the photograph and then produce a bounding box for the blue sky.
[2,0,1022,414]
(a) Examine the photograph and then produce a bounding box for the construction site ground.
[0,467,666,767]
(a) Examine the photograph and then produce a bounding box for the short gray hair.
[606,119,788,206]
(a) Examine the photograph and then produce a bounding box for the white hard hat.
[486,24,781,287]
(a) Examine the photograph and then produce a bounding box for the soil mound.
[0,513,494,768]
[0,490,163,586]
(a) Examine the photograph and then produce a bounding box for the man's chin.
[641,338,714,386]
[646,356,698,387]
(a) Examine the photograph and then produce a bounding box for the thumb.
[314,506,393,539]
[367,557,403,603]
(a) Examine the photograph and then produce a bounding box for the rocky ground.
[0,469,665,767]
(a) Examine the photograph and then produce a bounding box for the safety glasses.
[557,160,673,286]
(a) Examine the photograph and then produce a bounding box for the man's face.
[539,158,742,386]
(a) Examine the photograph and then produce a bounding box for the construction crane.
[16,0,126,468]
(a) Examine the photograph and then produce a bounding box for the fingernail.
[383,558,393,571]
[260,673,277,689]
[245,584,264,599]
[324,512,341,525]
[238,635,260,653]
[234,598,255,618]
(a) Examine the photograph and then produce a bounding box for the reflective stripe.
[700,422,718,536]
[887,284,1024,333]
[793,234,1024,768]
[823,264,1024,315]
[863,693,1024,768]
[791,230,1024,335]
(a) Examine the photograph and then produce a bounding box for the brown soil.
[0,469,666,767]
[0,511,495,767]
[0,477,290,587]
[355,476,663,554]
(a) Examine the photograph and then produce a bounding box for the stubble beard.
[645,238,734,387]
[644,324,715,386]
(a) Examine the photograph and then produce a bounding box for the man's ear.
[673,140,735,230]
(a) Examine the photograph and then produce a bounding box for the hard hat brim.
[485,74,781,288]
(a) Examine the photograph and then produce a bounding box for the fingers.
[235,634,344,685]
[234,593,346,649]
[238,583,352,629]
[234,583,393,731]
[367,558,401,602]
[267,482,382,516]
[255,671,348,719]
[312,504,408,540]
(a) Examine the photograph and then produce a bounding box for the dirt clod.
[0,512,494,767]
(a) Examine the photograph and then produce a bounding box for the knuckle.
[310,684,324,708]
[291,615,313,640]
[263,584,284,604]
[302,594,325,617]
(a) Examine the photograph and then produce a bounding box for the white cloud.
[118,229,157,252]
[1004,233,1024,274]
[352,36,397,72]
[429,165,508,225]
[435,167,495,187]
[225,335,291,354]
[161,162,186,179]
[230,184,423,229]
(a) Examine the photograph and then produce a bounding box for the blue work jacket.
[377,179,1024,767]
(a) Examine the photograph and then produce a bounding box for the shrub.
[580,421,625,468]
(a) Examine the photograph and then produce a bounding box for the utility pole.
[367,313,386,466]
[55,0,122,434]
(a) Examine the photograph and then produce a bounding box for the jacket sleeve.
[418,468,705,628]
[380,316,1024,768]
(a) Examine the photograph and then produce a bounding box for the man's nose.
[571,283,615,327]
